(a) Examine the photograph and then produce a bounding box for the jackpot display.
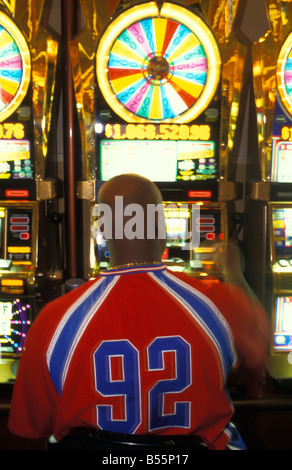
[0,1,59,383]
[70,0,246,277]
[249,0,292,383]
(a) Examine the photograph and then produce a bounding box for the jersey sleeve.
[209,281,269,370]
[175,273,269,371]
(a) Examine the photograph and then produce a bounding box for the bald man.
[96,173,166,268]
[9,174,268,450]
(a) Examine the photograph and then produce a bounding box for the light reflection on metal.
[69,0,119,184]
[0,0,59,186]
[200,0,246,186]
[251,0,292,185]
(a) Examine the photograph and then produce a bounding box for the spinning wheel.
[0,11,31,122]
[96,2,221,123]
[277,32,292,117]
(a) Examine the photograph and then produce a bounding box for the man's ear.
[155,208,167,239]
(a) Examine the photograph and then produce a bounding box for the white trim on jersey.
[149,270,237,382]
[46,276,120,395]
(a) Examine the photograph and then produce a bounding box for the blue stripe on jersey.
[46,276,119,395]
[150,270,237,381]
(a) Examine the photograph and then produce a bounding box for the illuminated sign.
[96,2,221,124]
[0,298,32,356]
[277,32,292,118]
[104,123,211,141]
[0,12,35,197]
[0,11,31,123]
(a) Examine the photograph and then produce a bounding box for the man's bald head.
[98,173,163,208]
[96,174,166,267]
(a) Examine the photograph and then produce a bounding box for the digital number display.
[281,126,292,141]
[0,122,24,139]
[0,119,32,182]
[104,123,211,141]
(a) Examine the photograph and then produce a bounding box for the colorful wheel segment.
[96,2,221,123]
[0,12,31,122]
[277,32,292,117]
[108,17,207,121]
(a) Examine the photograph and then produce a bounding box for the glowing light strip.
[1,279,24,286]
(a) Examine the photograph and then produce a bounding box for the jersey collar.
[100,263,166,276]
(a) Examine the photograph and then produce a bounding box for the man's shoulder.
[166,269,222,289]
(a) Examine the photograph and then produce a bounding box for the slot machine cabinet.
[162,201,227,277]
[0,1,60,384]
[71,0,246,279]
[267,202,292,384]
[247,0,292,385]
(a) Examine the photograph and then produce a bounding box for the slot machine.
[0,1,59,384]
[71,0,246,279]
[248,0,292,386]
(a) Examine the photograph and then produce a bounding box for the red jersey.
[8,264,268,449]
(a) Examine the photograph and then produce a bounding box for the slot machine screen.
[0,297,32,357]
[271,140,292,183]
[0,139,33,182]
[273,296,292,353]
[271,206,292,262]
[164,205,190,266]
[165,216,189,248]
[100,137,217,183]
